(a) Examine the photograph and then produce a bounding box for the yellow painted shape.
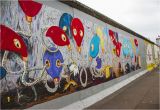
[96,27,105,53]
[103,66,112,79]
[130,38,136,54]
[147,63,155,71]
[64,80,77,91]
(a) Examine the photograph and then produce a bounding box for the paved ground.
[86,68,160,109]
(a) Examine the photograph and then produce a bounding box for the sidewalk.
[86,68,160,109]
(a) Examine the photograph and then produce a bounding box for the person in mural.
[59,13,73,39]
[109,30,123,78]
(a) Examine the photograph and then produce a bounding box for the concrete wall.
[0,0,159,109]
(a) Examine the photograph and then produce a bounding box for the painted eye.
[73,28,77,36]
[13,39,21,48]
[61,34,66,42]
[63,26,67,32]
[45,59,50,68]
[80,30,83,37]
[56,59,61,68]
[91,44,94,51]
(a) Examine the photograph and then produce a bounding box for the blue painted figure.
[96,56,102,69]
[59,13,73,39]
[89,34,100,59]
[122,38,133,58]
[43,47,64,79]
[0,67,7,80]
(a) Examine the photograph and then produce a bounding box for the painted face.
[46,26,70,49]
[0,25,28,61]
[109,30,117,46]
[59,13,73,39]
[71,18,84,48]
[43,47,64,79]
[89,34,100,59]
[18,0,42,17]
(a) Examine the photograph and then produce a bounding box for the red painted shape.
[109,29,117,46]
[134,39,138,47]
[18,0,42,17]
[115,42,122,57]
[46,26,70,47]
[71,18,84,47]
[0,25,28,59]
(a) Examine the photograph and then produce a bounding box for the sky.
[77,0,160,43]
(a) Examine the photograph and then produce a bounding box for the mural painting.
[0,1,153,109]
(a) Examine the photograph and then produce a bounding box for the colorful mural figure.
[109,29,123,77]
[71,18,84,52]
[18,0,42,23]
[109,30,122,57]
[43,47,64,93]
[96,27,105,53]
[59,13,73,39]
[43,47,64,81]
[0,25,28,60]
[122,38,132,58]
[46,26,71,50]
[89,34,100,61]
[109,29,118,46]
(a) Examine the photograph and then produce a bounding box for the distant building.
[156,37,160,46]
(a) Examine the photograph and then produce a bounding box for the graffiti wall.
[145,41,155,70]
[0,1,158,109]
[153,45,160,65]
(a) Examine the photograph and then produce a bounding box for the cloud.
[77,0,160,43]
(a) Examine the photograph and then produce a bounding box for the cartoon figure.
[89,34,100,61]
[59,13,73,39]
[115,42,122,57]
[109,30,121,57]
[46,26,71,50]
[109,29,118,46]
[122,38,131,58]
[71,18,84,52]
[96,27,105,53]
[0,25,28,61]
[43,47,64,84]
[18,0,42,23]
